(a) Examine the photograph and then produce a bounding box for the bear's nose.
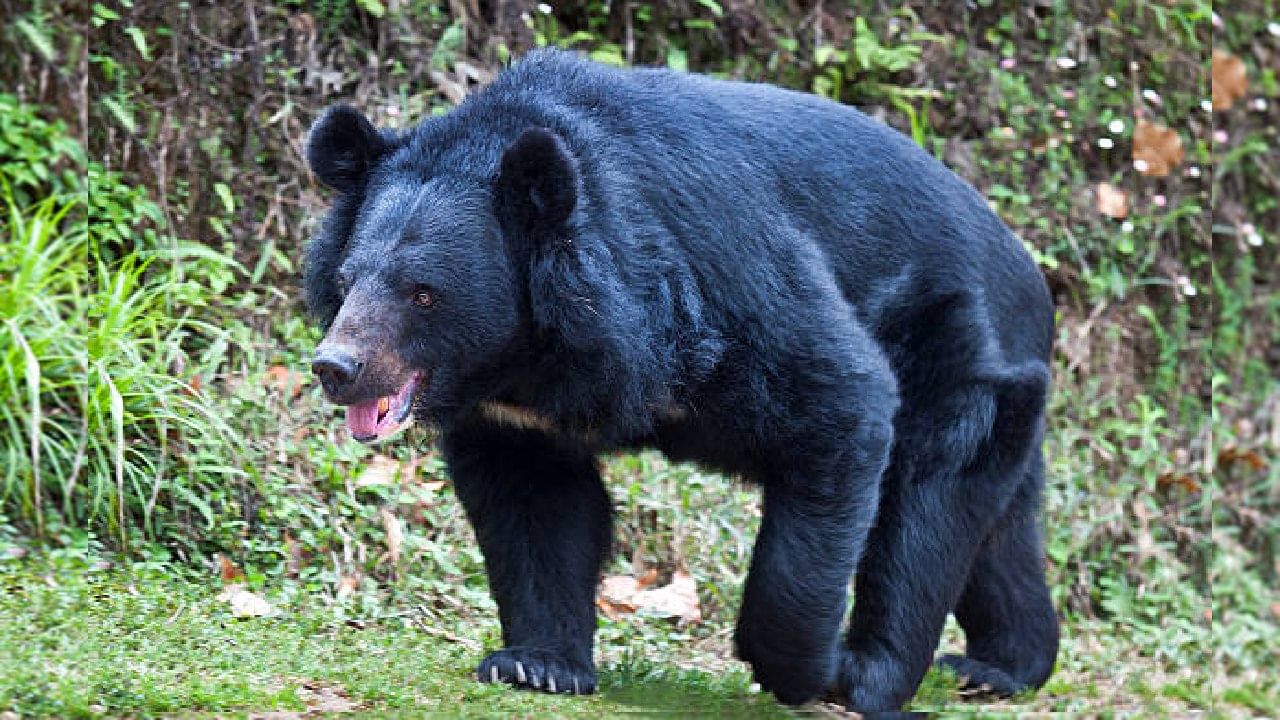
[312,346,364,392]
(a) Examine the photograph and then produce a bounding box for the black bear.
[304,49,1058,712]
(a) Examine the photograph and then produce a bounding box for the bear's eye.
[336,273,352,296]
[412,287,436,308]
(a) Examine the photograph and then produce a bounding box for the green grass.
[3,553,1254,718]
[0,190,83,538]
[0,557,785,718]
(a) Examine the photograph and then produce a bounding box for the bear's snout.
[312,344,364,397]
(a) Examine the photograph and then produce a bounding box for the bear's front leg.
[442,417,612,695]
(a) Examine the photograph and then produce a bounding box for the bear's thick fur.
[304,49,1058,712]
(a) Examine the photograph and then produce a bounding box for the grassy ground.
[1,559,785,718]
[3,544,1262,718]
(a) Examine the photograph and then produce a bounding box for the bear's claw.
[477,647,596,695]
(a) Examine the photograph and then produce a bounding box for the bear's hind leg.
[442,418,611,695]
[735,483,875,705]
[734,412,895,706]
[837,463,998,712]
[939,454,1059,696]
[836,364,1050,713]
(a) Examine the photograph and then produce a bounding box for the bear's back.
[446,50,1053,364]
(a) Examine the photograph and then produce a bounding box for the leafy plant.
[0,189,84,539]
[0,108,250,549]
[811,17,943,106]
[0,95,83,203]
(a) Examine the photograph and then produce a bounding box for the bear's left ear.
[306,104,389,193]
[495,128,580,234]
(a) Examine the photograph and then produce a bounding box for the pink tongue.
[347,399,383,437]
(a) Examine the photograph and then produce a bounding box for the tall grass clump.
[0,189,84,540]
[0,101,249,552]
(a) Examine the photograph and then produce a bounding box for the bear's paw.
[477,647,596,695]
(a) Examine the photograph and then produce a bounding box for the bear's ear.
[495,128,580,233]
[306,104,388,193]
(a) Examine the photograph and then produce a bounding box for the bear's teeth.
[378,397,389,414]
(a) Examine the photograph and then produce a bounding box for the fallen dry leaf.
[1218,446,1268,472]
[217,584,273,618]
[596,570,702,626]
[356,455,404,487]
[1094,182,1129,219]
[1211,50,1248,111]
[264,365,306,399]
[218,553,245,583]
[597,575,642,619]
[635,567,660,589]
[1156,472,1201,493]
[1132,120,1184,177]
[336,575,359,600]
[635,570,702,625]
[381,508,403,567]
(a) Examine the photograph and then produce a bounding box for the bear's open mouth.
[346,371,423,444]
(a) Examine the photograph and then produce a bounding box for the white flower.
[1142,89,1162,105]
[1243,223,1264,247]
[537,3,553,13]
[1186,166,1202,178]
[1121,221,1135,233]
[1134,159,1150,173]
[1098,137,1114,149]
[1103,75,1118,88]
[1254,98,1269,111]
[1268,21,1279,36]
[1108,119,1125,134]
[1200,99,1213,113]
[1056,57,1078,69]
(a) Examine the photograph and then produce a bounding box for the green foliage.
[0,95,84,203]
[811,15,943,107]
[0,107,251,552]
[0,190,84,540]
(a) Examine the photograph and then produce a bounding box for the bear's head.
[303,104,585,443]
